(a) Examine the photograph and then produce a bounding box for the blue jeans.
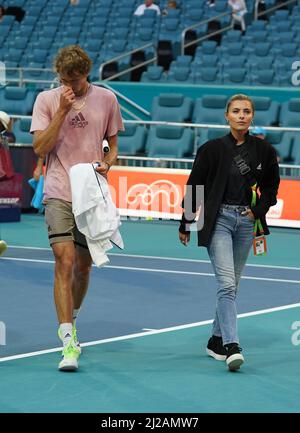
[207,204,254,345]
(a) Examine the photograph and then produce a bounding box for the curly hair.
[54,45,92,77]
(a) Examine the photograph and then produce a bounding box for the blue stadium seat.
[252,96,280,126]
[265,130,293,162]
[118,124,147,155]
[221,56,247,71]
[13,118,33,144]
[166,67,194,83]
[193,95,228,125]
[290,133,300,164]
[192,53,219,68]
[196,40,218,55]
[0,87,37,115]
[146,126,194,158]
[221,42,244,57]
[251,70,279,86]
[222,68,250,85]
[170,55,193,68]
[221,29,243,44]
[199,127,229,145]
[141,66,166,82]
[151,93,193,122]
[279,99,300,127]
[247,56,274,73]
[193,66,222,84]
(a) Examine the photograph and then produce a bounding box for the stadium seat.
[141,65,166,83]
[199,127,229,145]
[151,93,193,122]
[290,133,300,164]
[192,53,219,68]
[279,98,300,127]
[222,68,250,85]
[251,70,278,86]
[193,66,222,84]
[265,130,293,162]
[196,40,218,55]
[221,29,243,44]
[166,67,194,84]
[118,124,147,155]
[0,87,37,115]
[146,126,194,158]
[193,95,228,125]
[252,96,280,126]
[13,118,32,144]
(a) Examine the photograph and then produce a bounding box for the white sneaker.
[58,339,80,372]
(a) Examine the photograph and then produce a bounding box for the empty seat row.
[150,93,300,128]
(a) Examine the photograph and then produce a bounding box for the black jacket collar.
[227,130,251,146]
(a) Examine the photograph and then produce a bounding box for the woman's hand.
[179,231,190,246]
[242,209,255,220]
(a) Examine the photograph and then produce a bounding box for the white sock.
[73,308,80,326]
[59,323,73,347]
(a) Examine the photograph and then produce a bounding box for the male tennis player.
[31,45,124,371]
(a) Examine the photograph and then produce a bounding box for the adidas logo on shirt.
[256,163,262,170]
[69,112,88,128]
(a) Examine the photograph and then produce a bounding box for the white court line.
[7,245,300,271]
[1,256,300,284]
[1,302,300,364]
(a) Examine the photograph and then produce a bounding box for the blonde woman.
[179,94,280,371]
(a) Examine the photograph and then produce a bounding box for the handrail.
[118,105,144,121]
[99,43,157,81]
[255,0,298,20]
[8,115,300,133]
[3,67,54,86]
[117,155,300,170]
[100,82,151,117]
[181,11,233,55]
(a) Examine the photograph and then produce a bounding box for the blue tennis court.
[0,215,300,412]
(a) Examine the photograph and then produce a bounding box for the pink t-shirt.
[30,85,124,202]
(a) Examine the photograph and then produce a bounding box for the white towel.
[69,163,124,267]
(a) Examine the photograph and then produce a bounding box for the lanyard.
[250,183,264,237]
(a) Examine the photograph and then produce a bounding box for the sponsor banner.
[108,167,300,228]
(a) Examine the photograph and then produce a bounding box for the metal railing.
[255,0,298,20]
[98,43,157,81]
[99,82,151,120]
[7,116,300,178]
[2,67,55,87]
[181,11,233,55]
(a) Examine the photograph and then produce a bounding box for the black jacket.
[179,132,280,247]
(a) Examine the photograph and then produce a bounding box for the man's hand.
[179,231,190,246]
[33,166,43,181]
[94,161,110,176]
[59,86,76,113]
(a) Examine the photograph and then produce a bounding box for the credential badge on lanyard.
[251,185,267,256]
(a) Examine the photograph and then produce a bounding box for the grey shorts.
[44,198,88,248]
